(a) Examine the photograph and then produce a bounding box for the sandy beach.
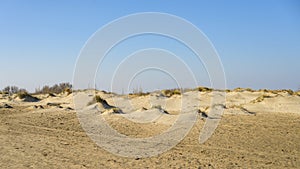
[0,88,299,168]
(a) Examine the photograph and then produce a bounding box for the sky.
[1,0,300,92]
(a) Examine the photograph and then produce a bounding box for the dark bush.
[17,92,31,99]
[197,86,213,92]
[162,89,181,97]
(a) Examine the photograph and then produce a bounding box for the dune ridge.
[0,87,299,168]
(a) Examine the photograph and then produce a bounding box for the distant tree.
[35,82,72,94]
[3,86,11,94]
[41,85,50,94]
[60,82,72,90]
[2,86,27,95]
[35,87,41,94]
[52,84,60,93]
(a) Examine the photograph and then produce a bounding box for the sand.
[0,89,299,168]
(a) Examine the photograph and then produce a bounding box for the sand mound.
[225,105,256,115]
[47,93,56,97]
[85,103,123,114]
[121,106,169,123]
[17,93,40,102]
[102,107,123,115]
[83,94,123,115]
[0,103,13,109]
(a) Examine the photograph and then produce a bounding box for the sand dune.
[0,88,299,168]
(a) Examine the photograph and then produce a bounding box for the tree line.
[1,86,27,95]
[1,82,72,95]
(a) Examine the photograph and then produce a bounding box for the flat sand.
[0,89,299,168]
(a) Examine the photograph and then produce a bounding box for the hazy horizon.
[1,0,300,92]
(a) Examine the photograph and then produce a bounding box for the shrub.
[245,88,255,92]
[87,95,109,106]
[283,89,294,95]
[111,107,123,114]
[17,91,30,99]
[197,86,213,92]
[129,92,150,96]
[95,95,105,103]
[64,88,72,95]
[258,89,268,92]
[162,89,181,97]
[251,94,272,103]
[17,91,40,102]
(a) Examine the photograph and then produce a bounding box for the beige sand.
[0,89,299,168]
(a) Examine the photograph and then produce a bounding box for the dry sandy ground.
[0,89,299,168]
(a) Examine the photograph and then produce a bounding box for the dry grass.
[87,95,106,106]
[161,89,181,97]
[250,94,273,103]
[17,92,40,102]
[197,86,213,92]
[128,92,149,98]
[233,87,255,92]
[17,92,31,99]
[64,88,72,95]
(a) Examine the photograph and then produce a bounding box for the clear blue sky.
[1,0,299,92]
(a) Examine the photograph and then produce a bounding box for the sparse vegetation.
[233,87,254,92]
[197,86,213,92]
[129,86,149,97]
[132,86,143,94]
[264,89,294,95]
[17,91,40,102]
[225,89,231,93]
[17,91,31,99]
[64,87,72,95]
[251,94,272,103]
[295,90,300,96]
[110,107,123,114]
[244,88,255,92]
[87,95,123,113]
[128,92,149,97]
[87,95,111,108]
[95,95,105,103]
[227,104,256,115]
[284,89,294,95]
[258,89,268,92]
[162,89,181,97]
